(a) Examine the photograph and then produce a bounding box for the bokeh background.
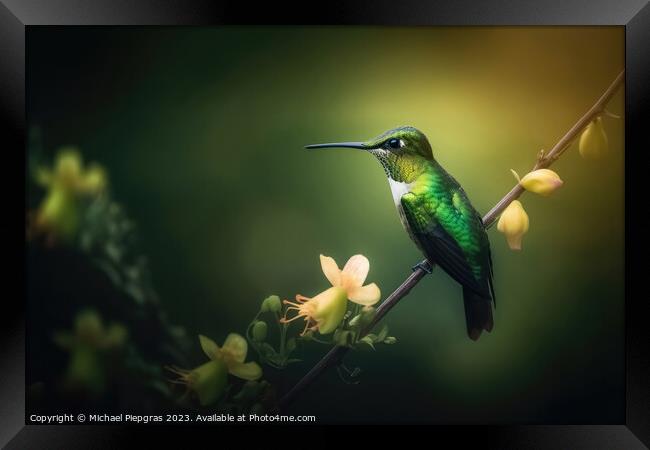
[27,26,624,423]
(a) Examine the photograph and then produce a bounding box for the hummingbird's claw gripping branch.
[279,69,624,411]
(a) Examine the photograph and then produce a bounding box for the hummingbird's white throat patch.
[388,178,413,206]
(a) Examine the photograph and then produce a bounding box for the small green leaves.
[358,336,376,350]
[333,329,355,347]
[351,325,397,351]
[247,296,302,369]
[376,325,389,342]
[348,314,362,327]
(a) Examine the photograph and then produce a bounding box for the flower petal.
[221,333,248,362]
[497,200,529,251]
[228,361,262,381]
[348,283,381,306]
[341,254,370,288]
[198,334,220,360]
[192,359,228,406]
[320,254,341,287]
[518,169,563,196]
[313,287,348,334]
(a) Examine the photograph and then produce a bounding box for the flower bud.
[579,117,608,159]
[251,321,268,342]
[261,295,281,313]
[512,169,563,196]
[497,200,530,251]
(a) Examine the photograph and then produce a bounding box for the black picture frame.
[2,1,648,447]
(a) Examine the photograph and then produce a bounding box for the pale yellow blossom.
[497,200,530,251]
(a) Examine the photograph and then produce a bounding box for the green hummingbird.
[306,126,495,340]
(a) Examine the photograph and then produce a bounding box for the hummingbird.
[306,126,495,340]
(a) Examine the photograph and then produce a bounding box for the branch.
[279,69,625,410]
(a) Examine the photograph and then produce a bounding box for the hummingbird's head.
[305,126,433,182]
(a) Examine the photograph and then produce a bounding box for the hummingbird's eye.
[387,138,403,149]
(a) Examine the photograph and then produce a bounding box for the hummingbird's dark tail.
[462,287,494,341]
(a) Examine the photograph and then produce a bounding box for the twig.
[279,69,625,410]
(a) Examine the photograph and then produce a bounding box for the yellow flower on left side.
[53,309,128,395]
[280,254,381,335]
[33,148,107,241]
[168,333,262,406]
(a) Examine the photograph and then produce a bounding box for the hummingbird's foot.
[412,260,433,274]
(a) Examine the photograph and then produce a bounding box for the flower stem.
[278,69,625,410]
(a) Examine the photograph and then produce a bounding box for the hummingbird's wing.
[401,191,489,297]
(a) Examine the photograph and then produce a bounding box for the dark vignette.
[0,0,647,448]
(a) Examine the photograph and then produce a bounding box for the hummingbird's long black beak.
[304,142,367,150]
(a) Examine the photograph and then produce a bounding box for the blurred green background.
[27,26,624,423]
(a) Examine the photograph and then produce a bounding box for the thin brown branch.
[278,69,625,410]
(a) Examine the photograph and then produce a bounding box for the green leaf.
[377,325,389,342]
[365,333,378,342]
[360,307,376,324]
[348,314,362,328]
[383,336,397,344]
[333,330,353,347]
[359,336,376,350]
[260,343,277,358]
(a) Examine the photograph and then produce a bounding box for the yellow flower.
[37,148,107,195]
[511,168,563,196]
[34,149,107,240]
[54,309,128,351]
[168,333,262,406]
[169,359,228,406]
[320,254,381,304]
[53,309,128,395]
[579,117,608,159]
[497,200,529,251]
[198,333,262,381]
[281,254,381,335]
